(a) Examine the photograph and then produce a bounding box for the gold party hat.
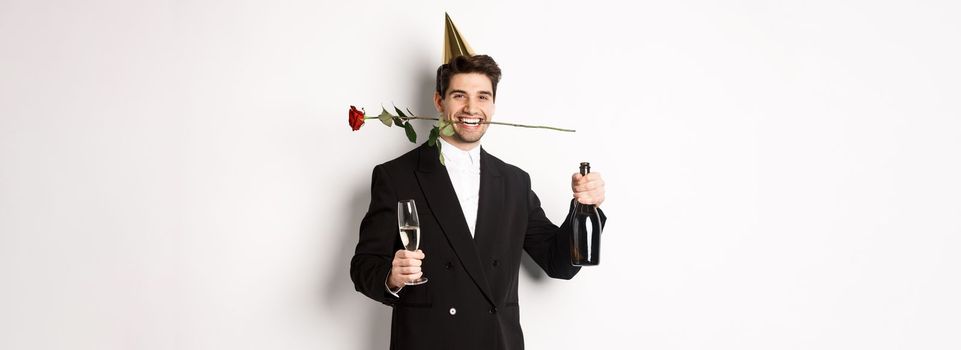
[443,12,475,63]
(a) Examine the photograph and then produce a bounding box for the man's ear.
[433,91,444,113]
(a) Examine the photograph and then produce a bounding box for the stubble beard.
[454,126,486,144]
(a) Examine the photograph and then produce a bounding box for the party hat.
[443,12,475,63]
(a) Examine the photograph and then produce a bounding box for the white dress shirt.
[436,137,481,238]
[387,138,482,296]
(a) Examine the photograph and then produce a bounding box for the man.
[350,54,607,350]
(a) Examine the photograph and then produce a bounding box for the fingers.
[390,249,426,286]
[393,250,425,268]
[395,249,426,260]
[388,270,423,289]
[403,271,424,282]
[390,268,422,286]
[571,172,605,206]
[394,266,422,274]
[571,172,604,192]
[392,258,421,268]
[573,191,605,206]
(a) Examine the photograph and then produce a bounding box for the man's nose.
[462,99,476,114]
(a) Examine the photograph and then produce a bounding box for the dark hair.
[435,54,502,100]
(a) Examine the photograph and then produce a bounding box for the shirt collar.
[437,137,481,170]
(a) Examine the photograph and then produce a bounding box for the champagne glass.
[397,199,427,285]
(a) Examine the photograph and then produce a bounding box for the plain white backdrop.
[2,0,959,349]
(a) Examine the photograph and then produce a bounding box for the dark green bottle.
[571,162,602,266]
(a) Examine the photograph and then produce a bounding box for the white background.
[2,0,960,349]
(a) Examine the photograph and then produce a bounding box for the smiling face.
[433,72,496,151]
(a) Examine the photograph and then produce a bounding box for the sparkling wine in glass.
[398,199,427,285]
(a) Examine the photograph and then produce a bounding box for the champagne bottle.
[571,162,602,266]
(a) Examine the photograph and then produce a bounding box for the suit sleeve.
[522,173,608,280]
[350,165,400,306]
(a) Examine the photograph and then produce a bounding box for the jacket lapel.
[414,144,495,307]
[473,147,504,268]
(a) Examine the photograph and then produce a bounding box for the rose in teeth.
[348,59,575,165]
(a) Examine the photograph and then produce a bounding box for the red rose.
[348,105,365,131]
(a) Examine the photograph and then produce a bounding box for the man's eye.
[479,95,489,100]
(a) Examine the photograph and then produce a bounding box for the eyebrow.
[448,89,494,97]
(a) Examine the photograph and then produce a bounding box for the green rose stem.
[363,116,576,133]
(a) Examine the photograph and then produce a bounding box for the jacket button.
[492,259,499,267]
[489,307,497,314]
[449,308,457,316]
[444,262,452,270]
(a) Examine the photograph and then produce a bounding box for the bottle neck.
[577,162,595,211]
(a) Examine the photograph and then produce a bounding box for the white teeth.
[459,117,481,126]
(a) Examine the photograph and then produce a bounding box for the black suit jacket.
[350,142,606,350]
